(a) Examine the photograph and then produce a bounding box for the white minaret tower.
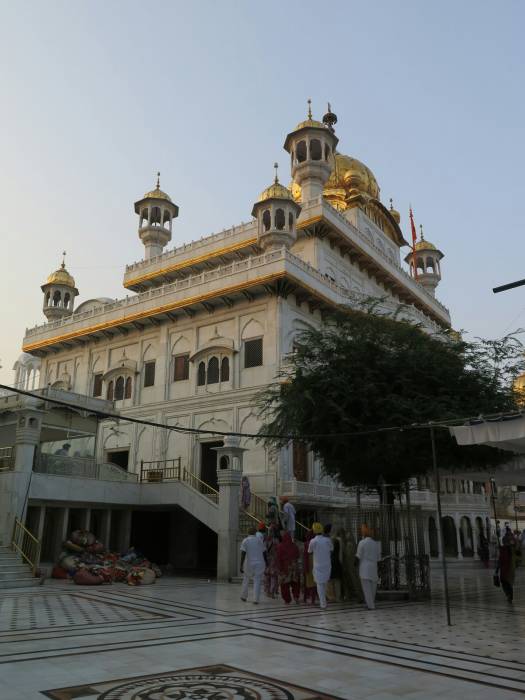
[41,252,79,321]
[404,225,444,297]
[251,164,302,251]
[283,100,339,203]
[134,173,179,260]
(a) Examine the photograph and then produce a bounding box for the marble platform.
[1,565,524,699]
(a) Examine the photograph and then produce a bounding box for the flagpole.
[409,206,418,280]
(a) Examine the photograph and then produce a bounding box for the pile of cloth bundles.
[51,529,162,586]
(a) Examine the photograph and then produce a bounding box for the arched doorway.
[428,516,439,557]
[441,516,458,557]
[460,516,474,557]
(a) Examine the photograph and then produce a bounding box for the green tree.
[258,306,525,493]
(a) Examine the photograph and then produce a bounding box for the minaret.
[41,252,79,320]
[251,163,301,251]
[283,100,339,203]
[134,173,179,260]
[404,225,444,297]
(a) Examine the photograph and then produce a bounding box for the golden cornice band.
[23,272,288,352]
[23,261,448,353]
[124,237,259,288]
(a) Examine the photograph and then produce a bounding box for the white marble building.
[1,105,492,575]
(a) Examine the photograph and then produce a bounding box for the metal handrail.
[183,468,219,502]
[11,517,40,575]
[247,490,309,533]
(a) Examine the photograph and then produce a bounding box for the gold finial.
[420,224,424,241]
[156,171,160,190]
[273,162,279,184]
[307,98,312,119]
[61,250,66,269]
[389,198,394,210]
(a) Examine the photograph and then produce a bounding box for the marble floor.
[1,564,525,699]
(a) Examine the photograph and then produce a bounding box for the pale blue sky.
[1,1,524,383]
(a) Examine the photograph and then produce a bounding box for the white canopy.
[450,415,525,454]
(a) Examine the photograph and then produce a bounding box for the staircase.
[0,546,40,589]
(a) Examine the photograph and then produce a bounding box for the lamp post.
[511,485,519,531]
[490,478,500,544]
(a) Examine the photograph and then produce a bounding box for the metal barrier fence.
[34,453,138,482]
[317,504,430,599]
[140,459,219,503]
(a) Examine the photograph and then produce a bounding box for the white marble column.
[216,468,242,581]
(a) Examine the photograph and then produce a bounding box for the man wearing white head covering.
[308,522,333,609]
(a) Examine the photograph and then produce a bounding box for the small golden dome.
[259,181,294,202]
[45,264,75,288]
[389,199,401,224]
[143,172,172,202]
[294,118,326,131]
[414,239,437,251]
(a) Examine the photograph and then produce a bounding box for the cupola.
[134,173,179,260]
[404,225,444,296]
[283,100,339,203]
[252,164,301,251]
[41,252,78,321]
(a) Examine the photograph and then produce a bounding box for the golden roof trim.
[23,271,288,352]
[124,237,259,288]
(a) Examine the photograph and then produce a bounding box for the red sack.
[73,569,103,586]
[52,566,69,579]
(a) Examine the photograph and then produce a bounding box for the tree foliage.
[258,306,525,489]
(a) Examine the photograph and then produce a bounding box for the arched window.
[45,291,50,306]
[275,208,285,231]
[220,356,230,382]
[197,361,206,386]
[207,356,219,384]
[296,140,307,163]
[52,290,61,307]
[115,376,124,401]
[288,212,294,230]
[219,455,230,469]
[140,208,149,227]
[125,376,132,399]
[163,210,171,230]
[64,293,70,309]
[324,143,331,160]
[107,381,114,401]
[310,138,322,160]
[262,210,271,232]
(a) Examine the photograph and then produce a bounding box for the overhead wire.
[1,383,521,442]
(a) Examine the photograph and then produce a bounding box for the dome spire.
[61,250,66,269]
[420,224,425,241]
[273,162,279,184]
[156,171,161,190]
[307,98,312,120]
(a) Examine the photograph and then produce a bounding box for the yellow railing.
[11,517,40,576]
[182,468,219,503]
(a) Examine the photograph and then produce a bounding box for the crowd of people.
[240,496,382,610]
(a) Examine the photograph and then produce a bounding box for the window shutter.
[244,338,263,368]
[144,361,156,387]
[173,354,189,381]
[93,373,103,397]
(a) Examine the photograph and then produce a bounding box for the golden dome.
[294,118,326,131]
[415,239,437,251]
[143,187,171,201]
[45,264,76,288]
[259,181,294,202]
[142,172,172,202]
[326,153,380,200]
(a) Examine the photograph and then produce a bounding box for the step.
[0,569,32,580]
[0,557,24,565]
[0,577,42,590]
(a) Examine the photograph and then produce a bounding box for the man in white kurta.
[356,535,382,610]
[240,528,267,604]
[308,523,333,609]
